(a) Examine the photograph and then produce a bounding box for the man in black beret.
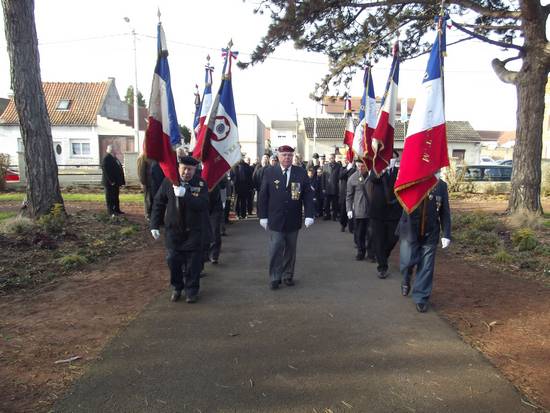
[150,156,209,303]
[258,145,315,290]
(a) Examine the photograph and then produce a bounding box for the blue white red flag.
[343,95,355,162]
[144,22,180,185]
[195,45,241,190]
[192,58,215,158]
[352,66,377,169]
[395,15,450,213]
[372,42,400,175]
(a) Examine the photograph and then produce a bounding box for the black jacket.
[234,161,254,194]
[150,176,209,251]
[258,165,315,233]
[253,165,269,191]
[321,162,341,195]
[101,153,125,187]
[366,168,402,221]
[397,179,451,245]
[338,164,356,201]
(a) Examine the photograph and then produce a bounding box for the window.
[452,149,465,161]
[71,141,91,156]
[56,99,71,110]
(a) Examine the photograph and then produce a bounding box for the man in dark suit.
[234,157,254,219]
[258,145,315,290]
[101,145,125,216]
[150,156,209,303]
[398,175,451,312]
[366,158,403,278]
[321,153,341,220]
[338,158,356,232]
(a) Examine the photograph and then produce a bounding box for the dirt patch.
[432,251,550,410]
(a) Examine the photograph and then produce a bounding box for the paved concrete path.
[55,219,533,413]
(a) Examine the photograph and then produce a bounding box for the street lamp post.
[124,17,140,152]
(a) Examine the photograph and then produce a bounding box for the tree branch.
[491,58,518,84]
[407,35,474,59]
[456,22,521,31]
[347,0,521,18]
[452,20,524,51]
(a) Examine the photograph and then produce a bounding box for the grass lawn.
[0,193,143,203]
[0,211,17,221]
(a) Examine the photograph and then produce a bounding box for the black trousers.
[166,249,202,296]
[316,195,324,217]
[224,198,232,224]
[354,218,374,258]
[209,210,223,260]
[236,192,248,218]
[339,201,353,232]
[370,219,400,272]
[323,194,339,220]
[247,190,254,215]
[104,185,120,214]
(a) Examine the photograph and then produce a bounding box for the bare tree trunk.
[1,0,64,217]
[508,57,547,214]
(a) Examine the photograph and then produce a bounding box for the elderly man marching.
[258,145,315,290]
[150,156,209,303]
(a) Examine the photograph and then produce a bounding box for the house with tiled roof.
[301,117,483,165]
[0,78,146,167]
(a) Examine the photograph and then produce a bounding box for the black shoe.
[416,303,429,313]
[341,226,346,232]
[401,282,411,296]
[170,290,182,302]
[270,281,280,290]
[377,269,388,279]
[210,258,219,265]
[200,271,207,278]
[283,278,295,286]
[355,253,365,261]
[323,216,330,221]
[186,295,198,304]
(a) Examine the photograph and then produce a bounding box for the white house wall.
[237,114,265,161]
[0,124,100,167]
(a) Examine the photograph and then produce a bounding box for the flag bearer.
[398,174,451,312]
[150,156,209,303]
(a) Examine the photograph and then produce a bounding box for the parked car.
[497,159,513,166]
[5,168,19,182]
[458,165,512,182]
[479,156,498,165]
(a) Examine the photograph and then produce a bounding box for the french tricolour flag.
[192,84,201,133]
[192,59,214,158]
[394,16,450,213]
[195,46,241,190]
[144,22,180,185]
[343,96,355,162]
[352,66,377,169]
[372,43,399,176]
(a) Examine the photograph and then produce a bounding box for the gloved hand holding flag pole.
[394,14,450,213]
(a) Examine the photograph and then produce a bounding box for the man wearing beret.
[258,146,315,290]
[150,156,209,303]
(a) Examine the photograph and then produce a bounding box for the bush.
[119,225,139,237]
[56,253,88,269]
[37,203,66,235]
[493,249,513,264]
[0,216,36,235]
[511,228,538,251]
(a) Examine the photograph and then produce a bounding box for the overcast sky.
[0,0,524,131]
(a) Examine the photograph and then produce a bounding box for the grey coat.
[346,170,370,219]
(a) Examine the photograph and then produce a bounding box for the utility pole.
[124,17,140,152]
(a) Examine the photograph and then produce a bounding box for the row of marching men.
[338,151,452,313]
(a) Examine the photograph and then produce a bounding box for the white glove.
[260,218,268,230]
[222,202,226,209]
[304,217,314,228]
[347,211,353,219]
[151,229,160,240]
[173,185,186,197]
[346,162,353,170]
[389,158,397,169]
[441,238,451,249]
